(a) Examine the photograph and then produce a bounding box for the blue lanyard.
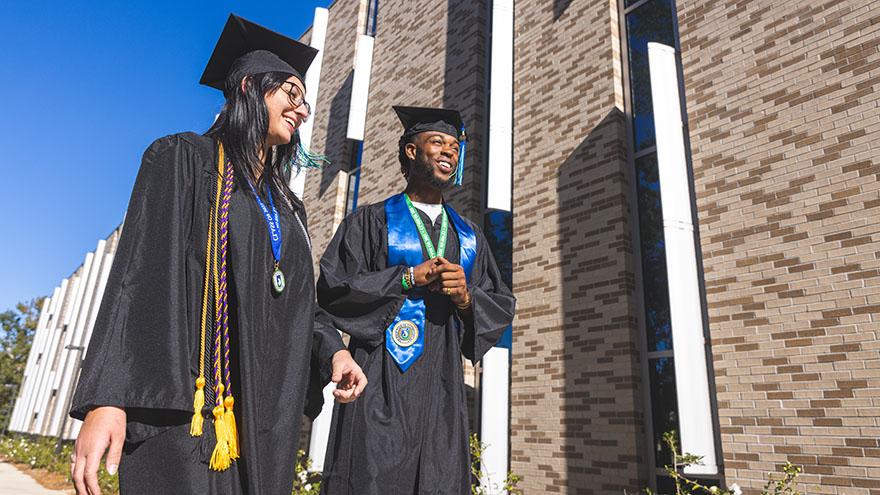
[246,180,282,266]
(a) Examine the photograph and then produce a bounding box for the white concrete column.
[480,0,515,491]
[24,278,71,433]
[290,7,330,198]
[49,241,106,437]
[648,41,717,475]
[9,296,52,432]
[16,288,61,431]
[18,284,63,432]
[45,253,95,435]
[345,34,374,142]
[37,268,89,436]
[81,249,115,349]
[308,25,376,473]
[68,247,116,440]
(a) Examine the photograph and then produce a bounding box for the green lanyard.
[404,194,448,259]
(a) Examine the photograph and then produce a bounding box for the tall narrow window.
[345,141,363,214]
[621,0,720,489]
[365,0,379,36]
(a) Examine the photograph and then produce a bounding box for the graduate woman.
[68,15,366,495]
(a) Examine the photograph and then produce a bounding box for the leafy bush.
[292,449,321,495]
[0,433,118,494]
[470,432,522,495]
[646,431,802,495]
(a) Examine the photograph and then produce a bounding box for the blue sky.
[0,1,331,311]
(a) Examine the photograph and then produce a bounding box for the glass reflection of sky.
[625,1,682,484]
[627,0,676,152]
[636,155,672,351]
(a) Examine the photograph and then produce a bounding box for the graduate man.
[316,106,516,494]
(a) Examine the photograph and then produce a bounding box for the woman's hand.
[331,350,368,403]
[72,406,126,495]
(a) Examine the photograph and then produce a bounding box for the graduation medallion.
[391,320,419,348]
[272,267,286,293]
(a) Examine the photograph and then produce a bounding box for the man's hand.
[72,406,125,495]
[331,349,368,403]
[431,257,470,308]
[411,257,442,287]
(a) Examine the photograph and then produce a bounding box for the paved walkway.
[0,462,72,495]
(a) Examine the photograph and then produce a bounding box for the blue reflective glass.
[626,0,676,152]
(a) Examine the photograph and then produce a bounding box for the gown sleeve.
[303,308,347,420]
[458,224,516,364]
[316,206,406,348]
[70,134,202,423]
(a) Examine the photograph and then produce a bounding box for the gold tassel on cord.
[191,153,222,438]
[223,395,239,459]
[189,377,206,436]
[209,386,231,471]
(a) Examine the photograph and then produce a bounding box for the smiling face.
[405,131,460,189]
[264,75,310,147]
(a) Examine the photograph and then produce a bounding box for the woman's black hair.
[206,71,303,211]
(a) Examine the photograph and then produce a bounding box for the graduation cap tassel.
[454,126,467,186]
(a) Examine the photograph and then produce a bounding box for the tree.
[0,298,44,430]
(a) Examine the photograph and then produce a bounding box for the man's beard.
[410,158,453,190]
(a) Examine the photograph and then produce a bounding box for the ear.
[239,76,249,94]
[405,142,418,162]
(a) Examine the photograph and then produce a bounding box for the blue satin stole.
[384,193,476,372]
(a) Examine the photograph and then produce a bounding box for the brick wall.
[678,1,880,492]
[511,0,644,493]
[358,0,488,220]
[300,0,491,457]
[302,0,362,274]
[298,0,363,452]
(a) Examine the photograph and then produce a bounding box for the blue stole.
[384,193,476,372]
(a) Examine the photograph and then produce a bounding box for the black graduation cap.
[393,106,466,141]
[200,14,318,92]
[393,106,468,186]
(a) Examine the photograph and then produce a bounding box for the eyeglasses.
[280,81,311,120]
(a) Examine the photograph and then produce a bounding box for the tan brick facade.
[295,0,880,493]
[510,1,645,493]
[9,0,877,493]
[678,0,880,493]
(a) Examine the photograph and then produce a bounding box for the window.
[365,0,379,36]
[621,0,721,489]
[345,141,364,215]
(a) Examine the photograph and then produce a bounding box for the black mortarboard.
[200,14,318,93]
[393,106,468,186]
[393,106,466,141]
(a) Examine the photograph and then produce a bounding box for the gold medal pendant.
[272,262,285,293]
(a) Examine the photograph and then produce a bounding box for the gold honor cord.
[189,143,239,472]
[190,147,224,437]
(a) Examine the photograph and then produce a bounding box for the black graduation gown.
[317,201,515,495]
[70,132,345,495]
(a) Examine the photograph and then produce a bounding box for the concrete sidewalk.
[0,462,72,495]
